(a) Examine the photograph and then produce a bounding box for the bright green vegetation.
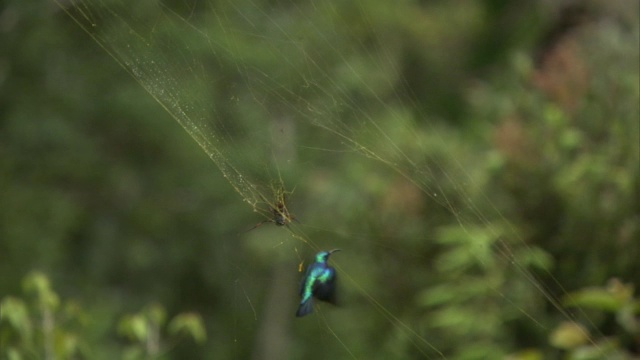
[1,0,638,359]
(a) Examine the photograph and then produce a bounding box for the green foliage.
[1,0,637,359]
[546,279,638,360]
[118,303,206,358]
[507,280,639,360]
[416,224,553,360]
[168,313,207,344]
[118,304,207,359]
[1,272,85,359]
[1,273,205,359]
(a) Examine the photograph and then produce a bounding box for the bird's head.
[316,249,340,263]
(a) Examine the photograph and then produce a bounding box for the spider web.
[53,0,618,358]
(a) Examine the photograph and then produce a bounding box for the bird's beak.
[328,249,341,255]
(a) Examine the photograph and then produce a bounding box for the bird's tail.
[295,299,314,317]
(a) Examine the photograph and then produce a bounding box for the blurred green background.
[1,0,638,359]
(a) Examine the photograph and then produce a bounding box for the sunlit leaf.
[168,313,206,344]
[22,272,60,310]
[22,271,51,296]
[563,288,624,312]
[0,297,32,342]
[549,321,589,349]
[118,314,148,343]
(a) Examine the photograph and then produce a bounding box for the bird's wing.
[314,267,337,304]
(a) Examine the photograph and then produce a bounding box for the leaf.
[514,246,553,271]
[549,321,589,350]
[118,314,148,343]
[22,272,59,310]
[168,313,206,344]
[416,284,457,307]
[0,297,32,342]
[22,271,51,296]
[563,288,625,312]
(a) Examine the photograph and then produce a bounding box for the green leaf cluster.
[1,273,206,359]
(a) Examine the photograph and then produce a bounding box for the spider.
[245,188,298,232]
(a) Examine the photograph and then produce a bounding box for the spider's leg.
[244,219,274,233]
[283,216,300,231]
